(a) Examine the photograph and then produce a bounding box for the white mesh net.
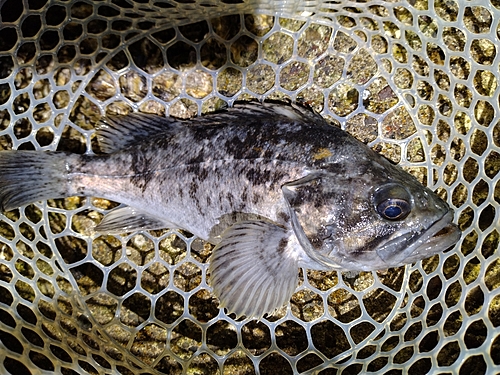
[0,0,499,374]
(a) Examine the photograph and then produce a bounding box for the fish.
[0,101,461,319]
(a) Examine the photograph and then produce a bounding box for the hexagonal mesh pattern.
[0,0,499,374]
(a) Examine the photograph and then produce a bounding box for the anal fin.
[208,220,299,319]
[95,206,176,234]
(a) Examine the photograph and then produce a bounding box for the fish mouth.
[407,211,461,259]
[376,210,461,266]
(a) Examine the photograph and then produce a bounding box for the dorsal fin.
[96,113,183,153]
[193,101,324,126]
[96,102,323,153]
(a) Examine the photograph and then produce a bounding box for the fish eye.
[377,198,411,220]
[373,183,412,221]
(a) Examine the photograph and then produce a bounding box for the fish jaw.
[376,210,461,266]
[284,173,462,272]
[302,209,461,272]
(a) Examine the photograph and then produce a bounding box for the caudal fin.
[0,150,72,211]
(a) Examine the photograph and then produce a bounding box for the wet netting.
[0,0,499,374]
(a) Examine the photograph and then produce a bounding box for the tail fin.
[0,150,72,211]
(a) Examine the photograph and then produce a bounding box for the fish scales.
[69,120,316,238]
[0,101,461,319]
[70,109,346,237]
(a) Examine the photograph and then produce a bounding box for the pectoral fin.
[209,220,299,319]
[95,206,176,234]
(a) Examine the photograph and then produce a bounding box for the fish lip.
[377,209,461,266]
[407,210,461,258]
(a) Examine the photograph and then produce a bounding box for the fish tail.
[0,150,74,211]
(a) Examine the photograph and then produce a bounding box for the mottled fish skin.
[0,101,461,319]
[70,106,325,240]
[67,104,355,241]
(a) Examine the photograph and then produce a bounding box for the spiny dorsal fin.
[193,101,324,127]
[96,113,183,153]
[209,220,299,319]
[96,102,323,154]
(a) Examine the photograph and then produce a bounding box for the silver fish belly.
[0,102,461,319]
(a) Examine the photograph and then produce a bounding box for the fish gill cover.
[0,0,498,374]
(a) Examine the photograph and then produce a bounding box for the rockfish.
[0,102,461,318]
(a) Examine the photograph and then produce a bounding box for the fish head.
[282,159,461,272]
